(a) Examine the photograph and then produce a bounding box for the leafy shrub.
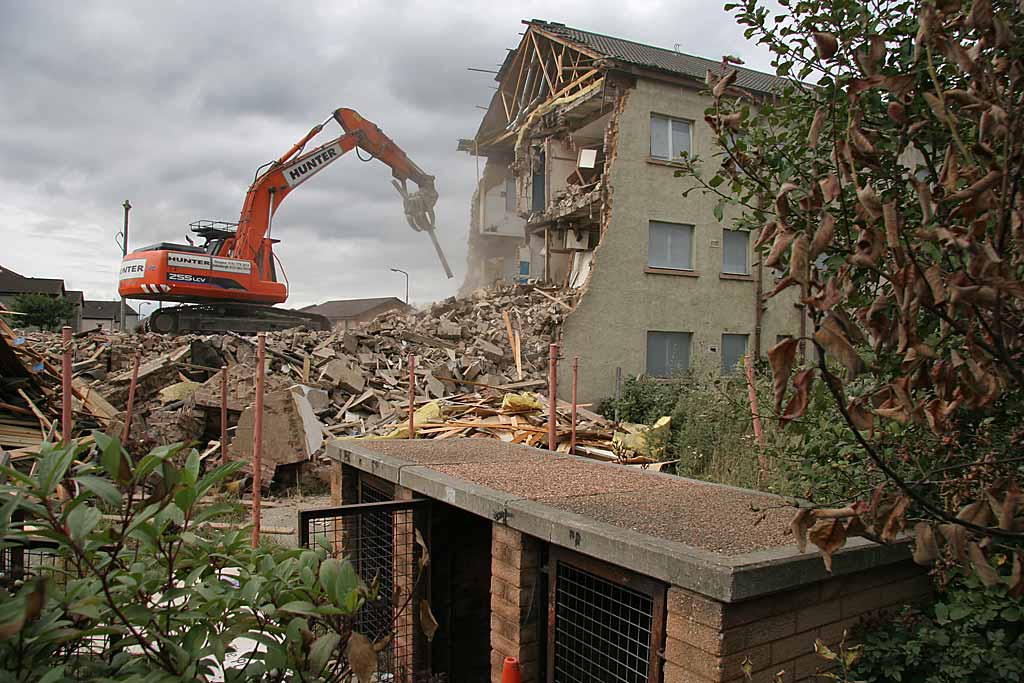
[599,375,679,424]
[0,435,414,681]
[849,571,1024,683]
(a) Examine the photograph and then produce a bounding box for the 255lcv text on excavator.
[118,108,452,334]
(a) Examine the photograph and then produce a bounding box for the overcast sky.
[0,1,777,314]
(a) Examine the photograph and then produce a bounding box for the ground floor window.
[646,331,691,377]
[721,333,748,374]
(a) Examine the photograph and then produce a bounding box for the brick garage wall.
[490,525,543,683]
[663,561,931,683]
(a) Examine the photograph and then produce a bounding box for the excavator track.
[145,303,331,335]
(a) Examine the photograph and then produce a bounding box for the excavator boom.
[117,107,452,333]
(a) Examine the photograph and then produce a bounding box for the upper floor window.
[650,114,691,161]
[722,229,749,275]
[648,221,693,271]
[504,176,517,212]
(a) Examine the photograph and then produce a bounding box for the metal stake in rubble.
[61,326,73,445]
[252,333,266,548]
[548,343,559,451]
[121,352,141,445]
[220,366,229,462]
[408,353,416,439]
[570,357,579,455]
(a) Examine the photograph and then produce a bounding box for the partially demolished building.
[462,20,803,401]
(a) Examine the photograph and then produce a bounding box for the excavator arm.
[227,107,452,278]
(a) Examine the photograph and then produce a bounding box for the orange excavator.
[118,108,452,334]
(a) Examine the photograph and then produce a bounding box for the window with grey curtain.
[721,334,748,374]
[646,331,692,377]
[648,221,693,270]
[722,229,749,275]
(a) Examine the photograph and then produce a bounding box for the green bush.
[850,571,1024,683]
[599,375,679,424]
[0,435,412,681]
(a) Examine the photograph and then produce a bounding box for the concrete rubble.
[0,283,668,487]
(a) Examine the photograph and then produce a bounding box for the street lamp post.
[117,200,131,331]
[390,268,409,305]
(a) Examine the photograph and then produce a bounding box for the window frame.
[647,220,695,272]
[649,114,693,162]
[722,229,750,276]
[645,330,692,378]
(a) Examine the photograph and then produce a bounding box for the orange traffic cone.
[501,656,522,683]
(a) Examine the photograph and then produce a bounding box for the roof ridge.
[529,19,781,84]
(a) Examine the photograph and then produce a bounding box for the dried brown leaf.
[939,523,968,561]
[880,496,910,542]
[856,185,883,221]
[808,107,827,148]
[995,481,1021,530]
[809,519,848,572]
[848,398,874,431]
[767,338,800,412]
[945,170,1002,202]
[912,522,939,565]
[813,32,839,59]
[781,368,815,425]
[791,508,815,553]
[713,69,738,98]
[958,500,993,527]
[790,235,810,286]
[820,174,841,204]
[765,229,796,269]
[810,212,836,259]
[814,315,866,377]
[968,543,1000,587]
[346,632,377,683]
[754,221,778,249]
[420,599,439,642]
[887,101,908,125]
[415,527,430,570]
[1010,552,1024,599]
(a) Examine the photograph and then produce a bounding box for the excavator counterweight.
[118,108,451,334]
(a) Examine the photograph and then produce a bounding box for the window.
[648,221,693,271]
[504,176,517,213]
[722,334,748,374]
[646,331,691,377]
[650,114,691,161]
[722,229,749,275]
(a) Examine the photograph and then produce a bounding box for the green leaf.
[277,600,318,616]
[183,448,201,485]
[319,558,360,608]
[38,441,77,495]
[713,202,725,222]
[37,666,66,683]
[309,633,341,672]
[94,431,130,483]
[66,504,101,542]
[76,475,122,507]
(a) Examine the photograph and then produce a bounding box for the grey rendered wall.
[560,78,802,403]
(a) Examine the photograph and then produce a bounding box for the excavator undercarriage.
[146,303,331,334]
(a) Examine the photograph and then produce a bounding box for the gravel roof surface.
[349,439,794,556]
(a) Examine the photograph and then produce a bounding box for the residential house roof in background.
[300,297,409,320]
[528,19,784,95]
[0,264,66,296]
[82,300,138,319]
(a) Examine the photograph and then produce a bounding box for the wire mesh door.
[547,547,665,683]
[299,499,428,683]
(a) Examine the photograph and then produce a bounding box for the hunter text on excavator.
[118,107,452,334]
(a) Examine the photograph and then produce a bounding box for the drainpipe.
[754,258,763,359]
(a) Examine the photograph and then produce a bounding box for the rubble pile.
[0,284,666,485]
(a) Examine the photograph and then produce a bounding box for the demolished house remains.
[461,20,807,402]
[0,283,673,488]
